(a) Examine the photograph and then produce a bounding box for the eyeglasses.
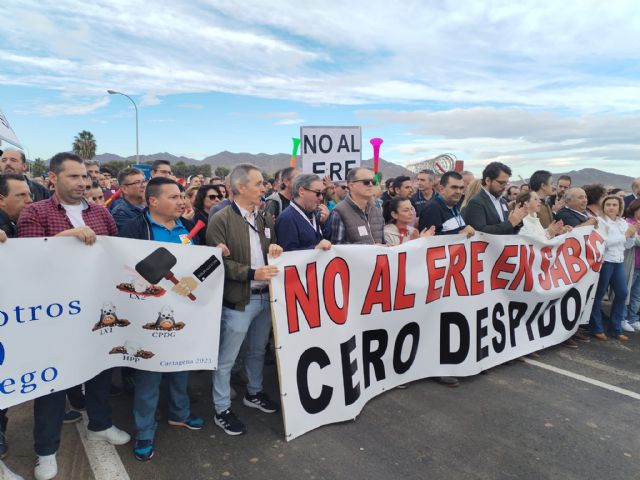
[338,185,348,190]
[207,194,223,200]
[304,188,324,197]
[351,179,375,186]
[492,179,508,186]
[123,180,147,187]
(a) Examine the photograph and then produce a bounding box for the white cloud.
[276,118,304,125]
[28,97,110,116]
[0,0,639,110]
[139,94,161,107]
[356,107,640,176]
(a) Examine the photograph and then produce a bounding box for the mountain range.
[92,151,414,178]
[91,152,634,189]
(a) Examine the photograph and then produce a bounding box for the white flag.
[0,109,23,149]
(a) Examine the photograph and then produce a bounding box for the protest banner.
[0,236,223,409]
[0,109,23,149]
[269,228,604,440]
[300,126,361,181]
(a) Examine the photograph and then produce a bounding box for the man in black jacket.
[554,187,597,228]
[462,162,527,235]
[0,149,50,201]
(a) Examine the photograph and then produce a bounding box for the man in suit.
[552,186,596,348]
[555,188,597,228]
[624,178,640,211]
[462,162,527,235]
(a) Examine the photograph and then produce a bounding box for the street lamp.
[107,90,139,163]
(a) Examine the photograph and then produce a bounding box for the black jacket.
[118,209,201,244]
[26,178,51,202]
[555,207,588,228]
[0,209,16,238]
[462,189,516,235]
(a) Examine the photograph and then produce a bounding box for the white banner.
[300,126,361,181]
[0,236,223,409]
[269,228,605,440]
[0,109,23,149]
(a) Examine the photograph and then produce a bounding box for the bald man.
[0,149,50,201]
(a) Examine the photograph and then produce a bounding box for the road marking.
[557,351,640,382]
[77,413,130,480]
[524,359,640,401]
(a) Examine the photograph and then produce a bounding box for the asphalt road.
[4,321,640,480]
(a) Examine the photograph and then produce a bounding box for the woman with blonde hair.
[460,179,482,213]
[590,195,638,341]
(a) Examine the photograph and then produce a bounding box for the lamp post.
[107,90,139,163]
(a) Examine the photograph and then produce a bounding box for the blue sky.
[1,0,640,178]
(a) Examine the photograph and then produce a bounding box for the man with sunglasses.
[329,167,384,245]
[275,174,331,251]
[462,162,527,235]
[110,168,146,231]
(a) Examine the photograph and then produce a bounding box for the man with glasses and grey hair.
[275,173,331,251]
[206,163,283,436]
[329,167,384,245]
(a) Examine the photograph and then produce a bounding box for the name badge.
[264,228,271,239]
[358,226,368,237]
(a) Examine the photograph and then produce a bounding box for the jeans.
[133,370,190,442]
[34,369,113,455]
[625,268,640,323]
[212,294,272,413]
[590,261,628,336]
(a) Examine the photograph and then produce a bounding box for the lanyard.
[291,202,320,234]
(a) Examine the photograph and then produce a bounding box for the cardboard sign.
[300,126,361,181]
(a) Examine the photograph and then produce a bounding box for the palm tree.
[72,130,97,159]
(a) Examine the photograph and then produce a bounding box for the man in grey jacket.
[207,163,283,436]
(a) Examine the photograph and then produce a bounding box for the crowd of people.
[1,148,639,479]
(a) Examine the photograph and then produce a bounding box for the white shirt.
[597,216,634,263]
[519,214,547,241]
[483,188,506,222]
[236,203,267,288]
[61,202,87,228]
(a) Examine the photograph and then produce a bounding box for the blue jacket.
[275,204,323,251]
[119,208,201,244]
[111,197,144,232]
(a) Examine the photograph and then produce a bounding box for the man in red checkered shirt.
[16,152,129,480]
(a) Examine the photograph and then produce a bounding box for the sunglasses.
[207,194,223,200]
[351,179,375,186]
[304,188,324,198]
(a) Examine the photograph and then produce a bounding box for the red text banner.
[269,228,604,440]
